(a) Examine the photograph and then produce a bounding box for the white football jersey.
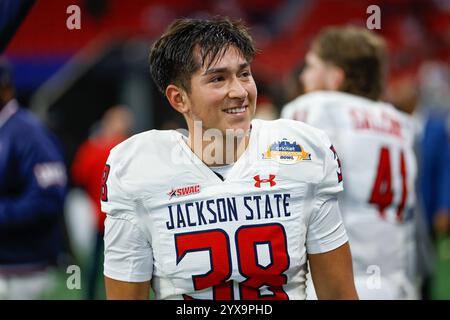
[282,91,418,299]
[101,118,347,300]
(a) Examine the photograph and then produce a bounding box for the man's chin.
[224,121,251,134]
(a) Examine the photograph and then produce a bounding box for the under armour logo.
[254,175,276,188]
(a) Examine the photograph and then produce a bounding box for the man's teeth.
[225,107,246,114]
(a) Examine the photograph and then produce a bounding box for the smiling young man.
[102,17,358,300]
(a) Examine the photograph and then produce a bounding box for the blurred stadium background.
[1,0,449,299]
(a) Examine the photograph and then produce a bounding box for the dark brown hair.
[149,17,256,95]
[312,26,387,100]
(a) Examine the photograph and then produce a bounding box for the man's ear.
[165,84,189,114]
[327,66,345,91]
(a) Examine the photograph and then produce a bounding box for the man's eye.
[210,76,224,83]
[240,71,251,77]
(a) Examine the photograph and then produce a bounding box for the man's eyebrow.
[202,63,250,76]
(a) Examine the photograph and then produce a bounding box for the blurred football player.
[71,105,133,299]
[102,17,358,300]
[282,26,418,299]
[0,58,67,299]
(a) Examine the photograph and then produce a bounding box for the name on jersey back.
[350,109,402,138]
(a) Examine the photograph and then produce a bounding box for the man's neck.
[187,131,250,167]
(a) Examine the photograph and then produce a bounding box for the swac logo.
[254,175,276,188]
[168,185,201,200]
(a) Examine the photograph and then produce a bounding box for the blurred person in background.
[282,26,418,299]
[414,62,450,299]
[0,58,67,299]
[416,62,450,238]
[71,105,133,300]
[384,72,436,300]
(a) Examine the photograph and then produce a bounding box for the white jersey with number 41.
[282,91,418,299]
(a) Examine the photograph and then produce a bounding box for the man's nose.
[228,77,248,100]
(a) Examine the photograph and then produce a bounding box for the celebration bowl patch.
[262,138,311,164]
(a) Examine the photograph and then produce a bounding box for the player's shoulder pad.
[259,117,331,140]
[282,91,325,115]
[110,128,173,153]
[379,102,417,139]
[258,119,343,193]
[281,91,350,119]
[255,118,334,165]
[107,129,176,174]
[283,91,346,109]
[104,129,181,201]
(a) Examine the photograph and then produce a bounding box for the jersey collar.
[175,120,259,183]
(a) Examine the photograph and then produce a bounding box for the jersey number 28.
[175,223,289,300]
